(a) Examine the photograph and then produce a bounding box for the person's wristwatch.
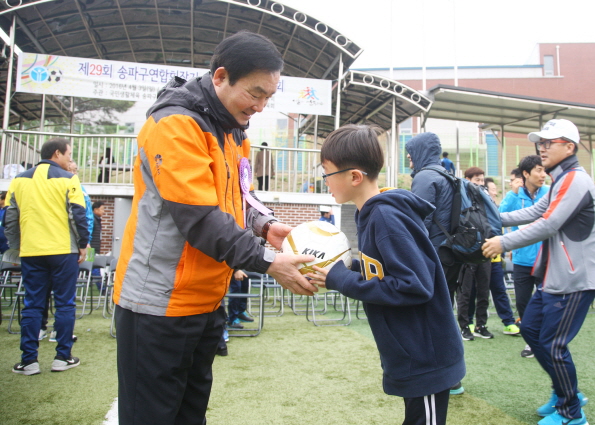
[261,220,276,243]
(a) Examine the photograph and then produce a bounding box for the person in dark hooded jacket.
[405,133,460,298]
[309,125,465,425]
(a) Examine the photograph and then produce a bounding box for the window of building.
[399,117,413,134]
[544,55,554,76]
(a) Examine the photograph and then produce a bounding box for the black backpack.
[421,167,502,265]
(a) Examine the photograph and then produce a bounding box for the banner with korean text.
[16,53,332,116]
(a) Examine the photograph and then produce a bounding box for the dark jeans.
[468,262,515,326]
[116,305,225,425]
[521,287,595,419]
[456,262,490,329]
[20,254,78,362]
[257,176,270,191]
[227,278,249,323]
[442,261,463,305]
[513,264,541,320]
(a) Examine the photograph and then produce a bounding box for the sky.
[281,0,595,69]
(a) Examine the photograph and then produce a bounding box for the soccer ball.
[281,221,351,275]
[47,69,63,82]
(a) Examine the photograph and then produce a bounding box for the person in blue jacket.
[309,125,465,425]
[499,155,549,358]
[440,151,456,175]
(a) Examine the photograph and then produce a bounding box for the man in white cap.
[483,119,594,425]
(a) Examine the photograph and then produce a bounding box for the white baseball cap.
[319,205,331,213]
[528,119,580,144]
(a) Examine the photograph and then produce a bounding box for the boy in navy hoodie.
[308,125,465,425]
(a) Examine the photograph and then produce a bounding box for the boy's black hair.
[464,166,484,179]
[510,168,522,179]
[442,152,449,158]
[210,31,283,85]
[93,201,105,210]
[0,192,6,201]
[41,138,70,160]
[320,124,384,180]
[518,155,542,183]
[484,177,495,185]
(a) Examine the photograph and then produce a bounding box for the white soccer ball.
[281,220,351,275]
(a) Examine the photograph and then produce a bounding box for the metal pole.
[391,98,397,188]
[455,122,460,176]
[70,97,75,133]
[314,115,318,147]
[334,54,343,130]
[1,14,16,170]
[2,14,16,130]
[40,94,46,132]
[590,135,593,180]
[501,125,506,196]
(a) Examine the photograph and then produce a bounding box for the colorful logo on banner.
[20,55,64,89]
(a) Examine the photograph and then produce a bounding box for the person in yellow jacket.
[113,31,316,425]
[5,138,89,375]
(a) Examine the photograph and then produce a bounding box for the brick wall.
[89,195,114,255]
[266,202,321,227]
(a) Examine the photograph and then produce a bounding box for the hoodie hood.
[405,132,443,176]
[147,72,248,132]
[357,188,435,229]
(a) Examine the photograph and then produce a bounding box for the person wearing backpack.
[405,132,465,395]
[499,155,549,358]
[455,168,494,340]
[483,119,593,425]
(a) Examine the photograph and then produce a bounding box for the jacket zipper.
[560,241,575,271]
[225,135,238,218]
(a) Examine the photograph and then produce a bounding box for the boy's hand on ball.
[266,222,292,250]
[267,252,318,296]
[307,265,328,288]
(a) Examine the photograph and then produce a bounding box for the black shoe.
[521,344,534,358]
[13,359,41,375]
[216,346,228,356]
[228,319,244,329]
[461,326,474,341]
[238,312,254,322]
[473,325,494,339]
[51,356,80,372]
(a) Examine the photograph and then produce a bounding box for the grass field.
[1,296,594,425]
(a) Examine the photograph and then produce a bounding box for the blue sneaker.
[223,328,229,342]
[537,409,588,425]
[537,390,589,417]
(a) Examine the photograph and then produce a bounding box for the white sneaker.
[13,360,41,375]
[49,331,57,342]
[51,356,80,372]
[38,329,47,341]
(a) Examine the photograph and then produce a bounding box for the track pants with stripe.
[20,254,79,363]
[403,388,450,425]
[521,286,595,419]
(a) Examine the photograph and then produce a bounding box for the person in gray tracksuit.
[482,119,594,425]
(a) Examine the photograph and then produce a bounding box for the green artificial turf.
[1,295,594,425]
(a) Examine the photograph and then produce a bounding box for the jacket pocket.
[560,241,575,271]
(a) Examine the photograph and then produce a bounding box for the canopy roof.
[302,70,432,138]
[426,85,595,142]
[1,0,367,126]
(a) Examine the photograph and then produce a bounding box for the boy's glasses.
[535,138,573,149]
[322,168,368,182]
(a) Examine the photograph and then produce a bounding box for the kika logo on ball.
[282,220,351,275]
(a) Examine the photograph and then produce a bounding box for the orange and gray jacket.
[4,160,89,256]
[114,74,276,317]
[501,155,595,294]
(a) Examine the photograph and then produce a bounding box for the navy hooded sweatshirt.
[326,189,465,398]
[405,132,454,249]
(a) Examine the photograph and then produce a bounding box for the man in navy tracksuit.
[484,119,594,425]
[310,125,465,425]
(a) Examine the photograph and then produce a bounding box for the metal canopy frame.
[0,0,365,128]
[426,84,595,187]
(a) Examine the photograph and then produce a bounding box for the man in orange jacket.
[114,31,316,425]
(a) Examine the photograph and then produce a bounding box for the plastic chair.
[76,261,94,319]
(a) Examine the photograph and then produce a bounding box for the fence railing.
[0,130,333,193]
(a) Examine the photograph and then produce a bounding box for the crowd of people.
[4,29,594,425]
